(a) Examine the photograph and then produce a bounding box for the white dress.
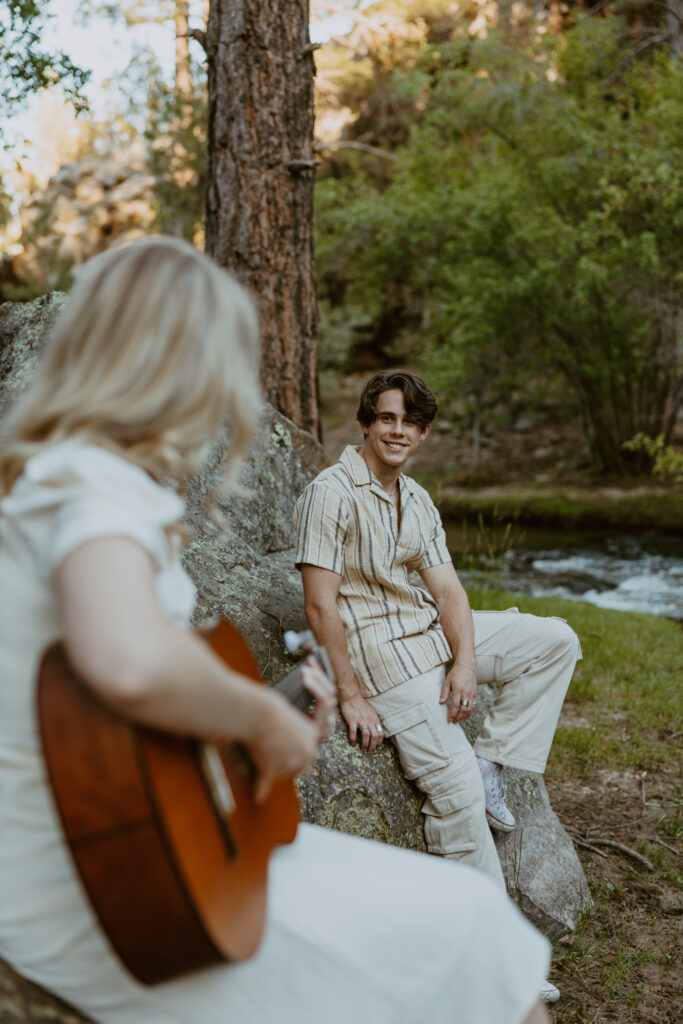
[0,442,550,1024]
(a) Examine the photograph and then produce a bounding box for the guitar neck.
[269,662,314,713]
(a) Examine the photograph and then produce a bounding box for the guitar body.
[37,620,300,985]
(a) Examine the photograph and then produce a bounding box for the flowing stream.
[445,524,683,621]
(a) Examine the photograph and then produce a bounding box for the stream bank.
[419,480,683,536]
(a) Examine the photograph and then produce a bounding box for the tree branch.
[288,158,323,173]
[180,28,207,52]
[570,834,609,858]
[316,140,398,162]
[590,838,654,870]
[651,836,680,856]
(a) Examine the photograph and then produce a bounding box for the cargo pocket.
[380,701,450,782]
[421,766,479,855]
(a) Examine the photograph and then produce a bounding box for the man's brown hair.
[356,370,438,431]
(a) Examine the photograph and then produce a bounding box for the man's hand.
[339,693,384,753]
[439,663,477,724]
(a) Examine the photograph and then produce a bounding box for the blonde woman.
[0,237,551,1024]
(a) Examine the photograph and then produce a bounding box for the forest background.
[1,0,682,484]
[1,3,682,1023]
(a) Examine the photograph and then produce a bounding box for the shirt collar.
[339,445,416,502]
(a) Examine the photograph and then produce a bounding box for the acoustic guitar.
[37,621,322,985]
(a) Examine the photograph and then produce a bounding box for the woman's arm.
[56,537,335,802]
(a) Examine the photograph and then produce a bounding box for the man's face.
[360,389,431,475]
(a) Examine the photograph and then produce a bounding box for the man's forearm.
[304,591,384,752]
[438,590,476,668]
[305,601,362,702]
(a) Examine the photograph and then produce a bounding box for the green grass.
[464,587,683,1021]
[466,587,683,776]
[417,478,683,535]
[551,874,681,1022]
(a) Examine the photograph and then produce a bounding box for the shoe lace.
[488,764,508,813]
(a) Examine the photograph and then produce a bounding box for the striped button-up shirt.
[294,445,453,696]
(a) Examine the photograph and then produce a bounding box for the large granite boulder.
[0,960,92,1024]
[0,292,65,423]
[0,296,589,1020]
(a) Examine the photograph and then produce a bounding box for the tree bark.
[666,0,683,57]
[205,0,320,438]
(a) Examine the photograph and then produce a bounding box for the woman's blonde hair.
[0,236,262,494]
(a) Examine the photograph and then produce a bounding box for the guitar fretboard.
[270,663,314,713]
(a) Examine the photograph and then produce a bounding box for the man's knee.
[520,614,581,665]
[543,616,582,662]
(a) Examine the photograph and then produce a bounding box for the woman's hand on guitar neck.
[248,656,336,804]
[301,654,338,742]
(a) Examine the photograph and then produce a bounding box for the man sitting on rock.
[294,369,581,894]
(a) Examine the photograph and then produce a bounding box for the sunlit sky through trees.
[2,0,356,186]
[7,1,353,133]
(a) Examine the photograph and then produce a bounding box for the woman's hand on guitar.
[301,654,337,743]
[248,664,336,805]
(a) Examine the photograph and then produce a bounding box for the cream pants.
[367,610,582,885]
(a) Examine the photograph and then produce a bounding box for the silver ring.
[460,699,471,707]
[376,725,383,734]
[359,724,370,730]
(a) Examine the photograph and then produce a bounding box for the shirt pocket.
[379,701,451,781]
[393,502,426,560]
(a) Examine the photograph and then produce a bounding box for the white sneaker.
[476,756,516,832]
[540,979,560,1003]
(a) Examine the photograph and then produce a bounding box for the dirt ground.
[546,762,682,1024]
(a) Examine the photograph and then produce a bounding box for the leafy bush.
[315,17,683,475]
[623,434,683,484]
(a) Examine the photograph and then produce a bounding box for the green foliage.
[623,433,683,484]
[315,16,683,475]
[80,2,207,240]
[0,1,90,135]
[317,299,376,371]
[144,69,207,242]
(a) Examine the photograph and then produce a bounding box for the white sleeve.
[4,442,185,581]
[48,492,168,574]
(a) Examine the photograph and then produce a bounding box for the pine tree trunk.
[666,0,683,56]
[205,0,320,438]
